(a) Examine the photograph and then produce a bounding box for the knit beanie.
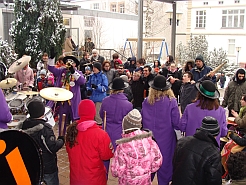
[85,66,91,71]
[40,69,46,75]
[122,109,142,132]
[48,74,54,84]
[27,100,45,119]
[120,75,128,83]
[195,55,204,63]
[78,99,96,122]
[200,116,220,136]
[93,62,102,71]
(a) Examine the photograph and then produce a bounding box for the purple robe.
[179,101,228,145]
[141,97,180,185]
[48,60,85,134]
[99,93,132,175]
[0,89,12,129]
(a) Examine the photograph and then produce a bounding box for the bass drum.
[25,96,45,110]
[0,130,43,185]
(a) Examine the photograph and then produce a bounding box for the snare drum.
[5,93,19,102]
[8,99,25,115]
[7,115,26,129]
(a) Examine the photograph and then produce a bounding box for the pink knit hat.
[48,74,54,84]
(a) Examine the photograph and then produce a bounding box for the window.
[93,3,99,10]
[111,4,116,12]
[196,10,206,28]
[222,9,244,28]
[203,2,208,5]
[63,18,70,26]
[228,39,235,55]
[84,16,95,27]
[119,3,125,13]
[235,0,240,3]
[219,1,224,4]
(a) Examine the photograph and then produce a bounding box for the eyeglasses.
[119,68,123,70]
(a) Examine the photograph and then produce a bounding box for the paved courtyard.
[56,87,226,185]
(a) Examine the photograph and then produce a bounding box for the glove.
[58,136,65,143]
[91,84,98,89]
[50,46,56,59]
[69,66,75,74]
[28,86,33,89]
[32,86,37,91]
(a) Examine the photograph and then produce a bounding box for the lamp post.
[236,46,241,66]
[165,5,182,58]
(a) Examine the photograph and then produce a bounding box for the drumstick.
[103,111,106,131]
[60,114,66,136]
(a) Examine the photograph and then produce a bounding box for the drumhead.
[0,130,43,184]
[8,99,23,108]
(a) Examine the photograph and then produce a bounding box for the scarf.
[239,106,246,118]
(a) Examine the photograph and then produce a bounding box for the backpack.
[0,62,6,81]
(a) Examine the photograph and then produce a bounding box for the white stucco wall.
[190,0,246,66]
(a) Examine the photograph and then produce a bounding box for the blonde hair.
[110,89,124,95]
[147,87,175,105]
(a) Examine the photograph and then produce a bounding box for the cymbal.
[40,87,73,101]
[0,78,17,89]
[17,91,40,96]
[8,56,31,73]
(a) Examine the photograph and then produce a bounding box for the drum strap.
[41,135,53,154]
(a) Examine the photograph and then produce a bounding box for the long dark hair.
[65,122,78,148]
[193,92,219,110]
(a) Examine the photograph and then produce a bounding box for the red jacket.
[66,121,114,185]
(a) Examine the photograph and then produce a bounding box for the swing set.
[122,37,169,61]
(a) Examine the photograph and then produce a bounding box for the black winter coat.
[172,130,222,185]
[19,119,64,174]
[130,79,144,109]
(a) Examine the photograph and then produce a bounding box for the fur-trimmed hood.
[115,130,154,160]
[116,130,153,145]
[17,118,45,135]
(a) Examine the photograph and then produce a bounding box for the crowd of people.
[1,47,246,185]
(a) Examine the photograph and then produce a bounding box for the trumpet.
[66,61,73,69]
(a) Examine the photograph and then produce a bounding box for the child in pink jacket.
[111,109,163,185]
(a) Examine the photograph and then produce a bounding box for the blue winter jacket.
[87,71,108,102]
[191,65,216,83]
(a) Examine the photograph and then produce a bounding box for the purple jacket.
[99,93,132,150]
[141,97,180,185]
[179,101,228,145]
[0,89,12,129]
[48,62,85,120]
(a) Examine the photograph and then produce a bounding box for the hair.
[193,92,220,110]
[43,52,48,57]
[102,60,110,68]
[184,60,195,72]
[144,65,152,72]
[227,152,246,180]
[242,94,246,102]
[58,55,64,62]
[167,55,174,63]
[65,122,79,148]
[137,58,146,65]
[183,71,193,81]
[133,71,141,77]
[83,52,89,57]
[110,89,124,95]
[112,53,119,59]
[147,87,175,105]
[154,60,161,67]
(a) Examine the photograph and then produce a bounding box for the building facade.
[188,0,246,66]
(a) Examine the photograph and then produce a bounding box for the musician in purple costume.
[0,89,12,129]
[47,55,85,135]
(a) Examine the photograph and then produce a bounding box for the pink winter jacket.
[111,130,163,185]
